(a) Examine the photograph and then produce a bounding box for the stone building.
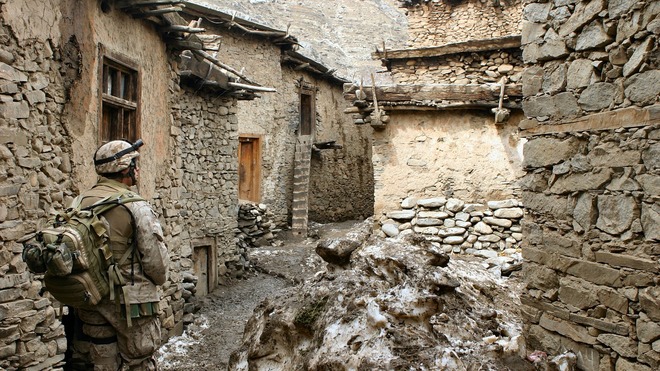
[344,0,526,227]
[519,0,660,370]
[0,0,371,369]
[181,1,374,234]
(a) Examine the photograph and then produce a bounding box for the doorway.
[238,135,261,202]
[192,239,217,297]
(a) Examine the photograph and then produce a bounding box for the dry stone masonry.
[403,0,523,48]
[520,0,660,370]
[377,196,524,276]
[390,49,525,85]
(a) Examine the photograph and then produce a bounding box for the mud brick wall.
[520,1,660,370]
[402,0,523,48]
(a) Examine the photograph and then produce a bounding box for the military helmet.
[94,139,143,174]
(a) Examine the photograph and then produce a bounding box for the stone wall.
[402,0,523,48]
[389,48,525,85]
[0,1,244,368]
[376,196,523,268]
[193,17,374,226]
[309,78,374,222]
[153,84,240,334]
[520,1,660,370]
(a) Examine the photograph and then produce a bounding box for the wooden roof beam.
[373,35,521,60]
[343,83,522,103]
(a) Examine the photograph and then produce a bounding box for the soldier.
[70,140,170,371]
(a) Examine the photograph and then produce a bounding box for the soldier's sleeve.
[129,201,170,285]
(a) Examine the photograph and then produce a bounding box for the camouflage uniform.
[71,141,169,371]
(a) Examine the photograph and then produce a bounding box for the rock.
[641,203,660,241]
[417,197,447,208]
[483,217,513,228]
[523,137,579,168]
[623,37,655,77]
[609,0,638,18]
[596,195,637,235]
[316,238,360,266]
[567,59,595,89]
[443,236,464,245]
[418,211,449,219]
[625,70,660,105]
[524,2,551,23]
[382,223,400,237]
[493,208,524,219]
[401,196,417,209]
[487,199,519,209]
[578,82,618,111]
[474,222,493,234]
[575,20,612,51]
[386,210,416,220]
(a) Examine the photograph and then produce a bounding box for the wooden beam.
[131,6,183,18]
[192,50,258,86]
[344,101,521,113]
[117,0,181,9]
[343,83,522,102]
[520,104,660,137]
[160,25,205,33]
[372,35,521,60]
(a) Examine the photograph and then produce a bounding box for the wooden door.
[193,246,209,297]
[239,136,261,201]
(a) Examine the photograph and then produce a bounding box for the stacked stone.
[236,203,278,248]
[403,0,524,48]
[0,14,71,369]
[390,49,525,85]
[519,1,660,370]
[377,196,524,257]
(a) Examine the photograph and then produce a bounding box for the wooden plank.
[343,83,522,102]
[344,101,521,113]
[102,93,137,110]
[520,104,660,137]
[373,35,521,60]
[117,0,181,9]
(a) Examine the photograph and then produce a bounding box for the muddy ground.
[157,221,532,370]
[157,222,353,370]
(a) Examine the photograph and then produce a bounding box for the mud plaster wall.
[193,20,374,225]
[372,110,524,216]
[403,0,523,48]
[520,1,660,370]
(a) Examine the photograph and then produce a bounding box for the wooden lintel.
[372,35,521,60]
[343,100,520,114]
[343,83,522,102]
[520,104,660,137]
[118,0,181,9]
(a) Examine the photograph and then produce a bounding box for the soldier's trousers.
[70,299,161,371]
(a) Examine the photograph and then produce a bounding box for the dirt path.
[158,272,291,370]
[157,222,346,370]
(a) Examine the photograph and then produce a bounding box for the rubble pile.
[376,197,524,276]
[236,203,279,249]
[228,220,533,370]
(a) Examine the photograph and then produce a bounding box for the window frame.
[97,44,141,143]
[299,86,316,136]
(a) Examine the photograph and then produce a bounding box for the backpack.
[21,191,144,310]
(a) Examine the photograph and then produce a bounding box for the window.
[299,88,315,136]
[99,47,140,142]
